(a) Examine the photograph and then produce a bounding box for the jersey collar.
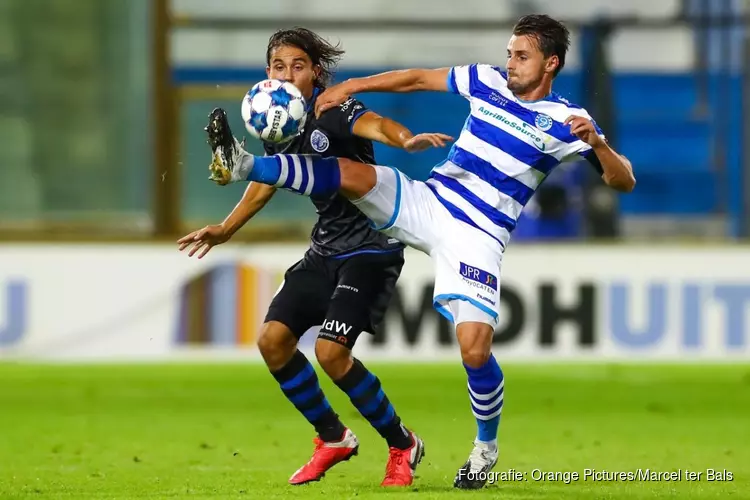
[307,87,321,112]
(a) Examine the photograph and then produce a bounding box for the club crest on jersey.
[459,262,498,292]
[310,129,329,152]
[535,113,553,132]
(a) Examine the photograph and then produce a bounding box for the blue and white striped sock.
[245,154,341,197]
[465,353,504,447]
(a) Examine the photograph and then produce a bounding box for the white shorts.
[351,165,504,328]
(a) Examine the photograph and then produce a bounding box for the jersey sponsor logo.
[489,92,508,107]
[347,104,364,122]
[478,106,546,152]
[322,319,353,336]
[337,284,359,293]
[340,98,355,112]
[535,113,553,132]
[310,129,329,152]
[460,262,498,292]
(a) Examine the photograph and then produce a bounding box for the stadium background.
[0,1,749,498]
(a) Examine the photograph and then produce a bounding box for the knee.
[338,158,376,199]
[456,323,494,369]
[315,339,353,380]
[257,322,297,370]
[461,347,491,369]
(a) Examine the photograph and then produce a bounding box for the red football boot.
[288,428,359,485]
[381,431,425,487]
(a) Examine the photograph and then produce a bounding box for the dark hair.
[513,14,570,76]
[266,27,345,88]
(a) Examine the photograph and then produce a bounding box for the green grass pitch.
[0,362,748,499]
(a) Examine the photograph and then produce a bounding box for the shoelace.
[300,438,326,468]
[468,446,492,472]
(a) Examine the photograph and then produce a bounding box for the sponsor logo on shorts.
[317,330,350,346]
[322,319,352,336]
[460,262,498,292]
[477,293,496,306]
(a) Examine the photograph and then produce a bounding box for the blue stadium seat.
[173,68,740,218]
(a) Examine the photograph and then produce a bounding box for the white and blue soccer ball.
[241,79,307,144]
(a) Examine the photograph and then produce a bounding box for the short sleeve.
[573,116,606,174]
[580,148,604,175]
[447,64,475,98]
[569,110,605,154]
[317,97,370,138]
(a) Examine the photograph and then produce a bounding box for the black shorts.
[264,248,404,349]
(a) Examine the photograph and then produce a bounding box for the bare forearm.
[344,69,440,94]
[375,117,414,148]
[221,183,276,235]
[593,142,636,192]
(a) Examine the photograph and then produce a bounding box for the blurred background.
[1,0,749,359]
[1,0,748,242]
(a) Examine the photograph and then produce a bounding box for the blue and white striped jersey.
[426,63,604,249]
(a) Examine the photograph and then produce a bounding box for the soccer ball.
[241,79,307,144]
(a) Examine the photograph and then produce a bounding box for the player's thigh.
[431,223,504,329]
[317,251,404,349]
[350,165,441,254]
[338,158,378,199]
[264,254,334,339]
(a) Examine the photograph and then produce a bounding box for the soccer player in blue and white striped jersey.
[207,14,635,489]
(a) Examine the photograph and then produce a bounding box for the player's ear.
[545,55,559,75]
[265,66,271,78]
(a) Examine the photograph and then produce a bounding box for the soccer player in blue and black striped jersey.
[180,28,450,487]
[206,15,635,489]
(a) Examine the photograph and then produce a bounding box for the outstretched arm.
[177,182,277,258]
[220,182,278,235]
[316,68,451,116]
[352,111,452,152]
[344,68,451,93]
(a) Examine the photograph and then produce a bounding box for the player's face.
[266,45,319,100]
[505,34,556,94]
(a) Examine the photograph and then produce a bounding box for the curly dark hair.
[513,14,571,76]
[266,27,345,88]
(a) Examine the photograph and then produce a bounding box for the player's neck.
[302,87,320,112]
[512,82,553,103]
[304,87,320,109]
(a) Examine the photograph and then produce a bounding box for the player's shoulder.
[546,92,585,111]
[449,63,508,96]
[527,93,594,123]
[451,63,506,79]
[323,96,367,117]
[316,95,369,135]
